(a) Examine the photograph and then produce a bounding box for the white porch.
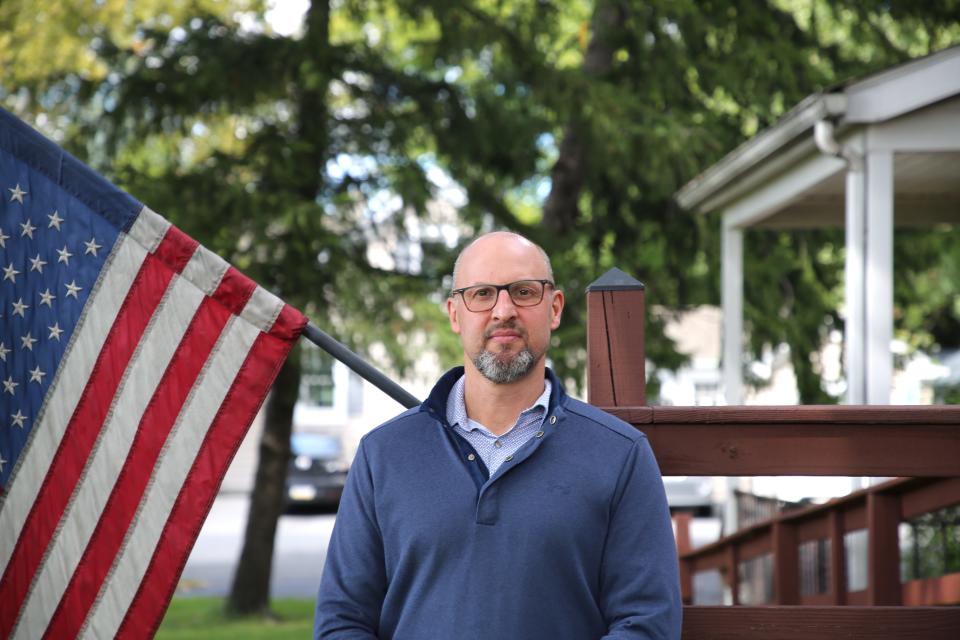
[676,46,960,404]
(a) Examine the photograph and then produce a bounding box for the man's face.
[446,235,564,384]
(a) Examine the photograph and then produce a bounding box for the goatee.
[473,348,536,384]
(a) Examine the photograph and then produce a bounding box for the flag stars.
[48,210,64,230]
[19,219,36,239]
[11,410,27,429]
[3,263,20,283]
[2,376,17,395]
[39,288,56,307]
[84,237,102,256]
[11,298,29,318]
[65,280,82,298]
[21,332,37,351]
[57,246,73,265]
[28,366,46,384]
[30,254,47,273]
[8,183,27,204]
[48,322,63,341]
[0,227,8,248]
[0,342,9,362]
[0,452,6,472]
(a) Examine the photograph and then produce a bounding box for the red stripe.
[116,308,300,638]
[211,267,256,317]
[42,290,236,638]
[152,225,198,273]
[0,229,188,638]
[269,299,308,340]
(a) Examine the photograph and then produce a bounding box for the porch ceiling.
[752,151,960,229]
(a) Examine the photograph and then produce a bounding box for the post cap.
[586,267,645,292]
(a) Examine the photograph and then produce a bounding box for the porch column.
[844,158,867,404]
[865,150,894,404]
[722,221,743,404]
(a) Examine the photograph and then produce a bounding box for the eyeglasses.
[451,279,555,312]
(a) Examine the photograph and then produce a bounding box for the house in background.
[676,45,960,405]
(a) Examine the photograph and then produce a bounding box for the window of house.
[300,344,335,407]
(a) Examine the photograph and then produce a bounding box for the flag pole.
[302,322,420,409]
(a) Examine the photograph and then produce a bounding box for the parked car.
[285,432,349,512]
[662,475,715,516]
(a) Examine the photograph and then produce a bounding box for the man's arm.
[599,437,683,639]
[315,440,386,639]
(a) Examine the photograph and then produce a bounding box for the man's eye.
[472,287,494,298]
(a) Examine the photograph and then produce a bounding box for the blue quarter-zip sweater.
[315,367,682,639]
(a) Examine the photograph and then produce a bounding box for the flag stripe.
[0,229,186,638]
[43,280,235,638]
[13,265,206,639]
[81,315,260,638]
[0,233,144,565]
[116,305,299,639]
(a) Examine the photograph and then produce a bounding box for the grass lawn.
[157,597,314,639]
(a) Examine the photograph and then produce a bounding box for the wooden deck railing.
[585,269,960,639]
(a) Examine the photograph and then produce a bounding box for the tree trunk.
[542,0,624,233]
[226,348,302,616]
[226,0,330,616]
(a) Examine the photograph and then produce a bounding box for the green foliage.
[2,0,959,399]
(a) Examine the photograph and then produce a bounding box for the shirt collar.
[446,374,552,432]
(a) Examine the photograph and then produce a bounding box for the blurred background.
[2,0,959,630]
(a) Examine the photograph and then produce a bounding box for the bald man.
[315,232,681,639]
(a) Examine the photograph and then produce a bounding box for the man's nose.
[491,288,518,321]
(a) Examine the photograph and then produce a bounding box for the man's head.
[447,232,564,384]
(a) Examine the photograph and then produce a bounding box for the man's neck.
[461,362,547,436]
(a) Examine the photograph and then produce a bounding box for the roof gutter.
[813,118,862,171]
[676,93,847,212]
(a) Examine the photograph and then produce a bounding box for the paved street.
[178,493,336,598]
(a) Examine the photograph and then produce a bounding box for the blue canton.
[0,147,119,487]
[446,374,550,475]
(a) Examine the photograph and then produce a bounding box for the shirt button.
[535,430,544,438]
[494,440,502,448]
[504,455,514,462]
[549,415,557,425]
[467,453,476,461]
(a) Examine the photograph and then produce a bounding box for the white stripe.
[82,316,260,639]
[0,234,146,579]
[12,273,205,639]
[241,286,284,332]
[180,245,229,296]
[127,206,170,254]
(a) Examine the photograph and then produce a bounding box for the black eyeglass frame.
[450,279,556,312]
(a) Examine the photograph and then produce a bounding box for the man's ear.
[447,297,462,335]
[550,289,564,330]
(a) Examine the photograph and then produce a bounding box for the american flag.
[0,107,306,637]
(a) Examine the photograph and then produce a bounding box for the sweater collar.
[423,366,568,425]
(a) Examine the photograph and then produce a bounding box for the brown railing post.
[867,491,902,605]
[674,513,694,604]
[772,520,800,604]
[726,544,740,605]
[586,268,646,407]
[829,510,847,605]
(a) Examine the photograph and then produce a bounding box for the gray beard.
[473,348,536,384]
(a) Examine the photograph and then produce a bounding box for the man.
[315,232,681,639]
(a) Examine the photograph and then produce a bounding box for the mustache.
[484,321,526,340]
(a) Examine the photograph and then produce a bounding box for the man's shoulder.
[560,397,647,444]
[360,405,435,447]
